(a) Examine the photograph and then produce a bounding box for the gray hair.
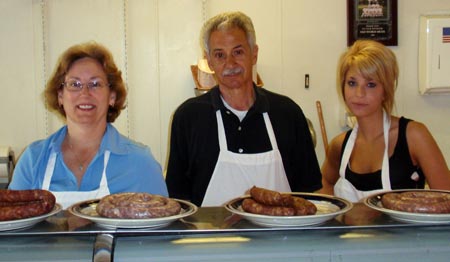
[200,11,257,56]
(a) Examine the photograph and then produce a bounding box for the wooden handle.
[316,101,328,153]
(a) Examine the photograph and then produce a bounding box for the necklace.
[68,143,85,171]
[67,140,99,172]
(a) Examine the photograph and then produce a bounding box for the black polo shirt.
[166,85,322,206]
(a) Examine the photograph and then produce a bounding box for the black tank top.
[341,117,425,191]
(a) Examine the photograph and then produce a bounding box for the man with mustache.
[166,11,322,207]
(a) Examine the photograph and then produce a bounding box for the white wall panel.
[43,0,128,134]
[0,0,37,156]
[0,0,449,170]
[157,0,203,168]
[125,0,161,160]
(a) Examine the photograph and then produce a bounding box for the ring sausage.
[0,189,56,221]
[382,191,450,214]
[96,193,182,219]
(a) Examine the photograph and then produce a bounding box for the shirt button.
[238,126,242,131]
[226,111,231,114]
[238,148,243,153]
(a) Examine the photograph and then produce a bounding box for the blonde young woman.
[320,40,450,202]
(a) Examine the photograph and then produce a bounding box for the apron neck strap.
[42,150,111,190]
[338,110,391,189]
[216,110,228,150]
[215,110,279,151]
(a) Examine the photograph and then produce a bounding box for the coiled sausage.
[96,193,182,219]
[382,191,450,214]
[0,189,56,221]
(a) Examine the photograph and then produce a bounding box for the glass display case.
[1,203,450,262]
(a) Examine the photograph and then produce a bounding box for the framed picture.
[347,0,398,46]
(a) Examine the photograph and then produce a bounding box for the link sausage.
[292,196,317,215]
[242,198,296,216]
[249,186,293,206]
[242,186,317,216]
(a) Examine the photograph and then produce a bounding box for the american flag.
[444,27,450,43]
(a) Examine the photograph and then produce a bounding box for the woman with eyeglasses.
[9,42,168,209]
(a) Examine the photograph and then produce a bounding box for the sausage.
[0,189,56,221]
[381,191,450,214]
[242,186,317,216]
[96,193,182,219]
[242,198,296,216]
[249,186,293,206]
[292,196,317,215]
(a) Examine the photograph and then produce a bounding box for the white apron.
[42,150,111,209]
[334,111,391,202]
[201,110,291,207]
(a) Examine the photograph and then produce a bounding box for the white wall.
[0,0,449,171]
[0,0,202,166]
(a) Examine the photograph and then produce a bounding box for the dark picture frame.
[347,0,398,46]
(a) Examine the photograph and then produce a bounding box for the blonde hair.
[337,40,399,114]
[200,11,256,56]
[44,42,126,122]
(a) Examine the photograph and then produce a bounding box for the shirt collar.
[99,124,128,155]
[210,84,270,114]
[49,123,128,155]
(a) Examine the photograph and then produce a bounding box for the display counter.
[0,203,449,262]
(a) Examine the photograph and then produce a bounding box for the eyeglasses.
[61,80,110,92]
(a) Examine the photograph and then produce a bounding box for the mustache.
[222,67,243,76]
